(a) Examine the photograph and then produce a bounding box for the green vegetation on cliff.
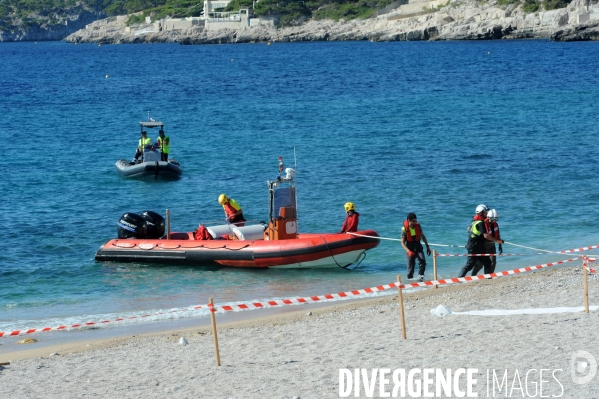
[0,0,575,33]
[496,0,571,11]
[224,0,393,25]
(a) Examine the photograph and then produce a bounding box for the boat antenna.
[293,148,298,228]
[278,156,284,179]
[148,110,151,121]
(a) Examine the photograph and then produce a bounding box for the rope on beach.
[320,235,364,270]
[503,241,556,253]
[437,242,599,257]
[348,232,400,242]
[210,256,583,311]
[0,254,586,339]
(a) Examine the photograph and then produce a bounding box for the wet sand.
[1,266,597,398]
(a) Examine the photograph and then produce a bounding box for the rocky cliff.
[60,0,599,43]
[0,7,105,42]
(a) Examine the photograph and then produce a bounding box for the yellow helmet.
[218,194,228,204]
[344,202,355,212]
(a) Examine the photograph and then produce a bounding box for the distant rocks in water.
[551,21,599,41]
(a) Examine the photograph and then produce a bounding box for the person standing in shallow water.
[459,204,504,278]
[472,208,502,275]
[339,202,359,233]
[401,212,431,282]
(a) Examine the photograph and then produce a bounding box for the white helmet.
[488,209,498,221]
[475,204,488,214]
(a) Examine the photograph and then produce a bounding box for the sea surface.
[1,40,599,339]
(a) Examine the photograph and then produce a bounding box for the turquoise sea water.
[1,40,599,337]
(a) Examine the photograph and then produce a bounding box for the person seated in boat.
[218,194,246,227]
[339,202,359,233]
[156,129,170,162]
[132,130,152,164]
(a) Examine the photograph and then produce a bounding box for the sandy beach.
[1,266,597,398]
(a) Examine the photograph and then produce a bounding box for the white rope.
[427,243,465,248]
[348,232,400,242]
[503,241,558,253]
[349,233,465,248]
[349,235,591,257]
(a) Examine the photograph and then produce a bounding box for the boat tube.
[95,228,380,269]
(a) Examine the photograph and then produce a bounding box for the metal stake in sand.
[396,275,407,340]
[433,250,438,289]
[166,209,171,239]
[209,298,221,366]
[583,261,589,314]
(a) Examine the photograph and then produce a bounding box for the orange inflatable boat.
[96,156,380,269]
[95,229,380,268]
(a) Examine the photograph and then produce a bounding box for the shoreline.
[1,266,598,397]
[0,293,392,362]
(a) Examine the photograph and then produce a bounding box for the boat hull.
[115,159,182,180]
[95,230,380,269]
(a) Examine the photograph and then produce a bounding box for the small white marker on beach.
[179,337,188,346]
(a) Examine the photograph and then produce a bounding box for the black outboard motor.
[117,213,148,239]
[140,210,165,239]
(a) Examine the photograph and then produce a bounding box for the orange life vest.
[222,199,241,217]
[403,220,422,242]
[488,220,500,239]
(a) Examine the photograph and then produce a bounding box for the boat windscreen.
[273,186,296,217]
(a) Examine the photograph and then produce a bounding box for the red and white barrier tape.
[0,305,212,338]
[0,256,581,338]
[582,256,597,273]
[215,257,580,310]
